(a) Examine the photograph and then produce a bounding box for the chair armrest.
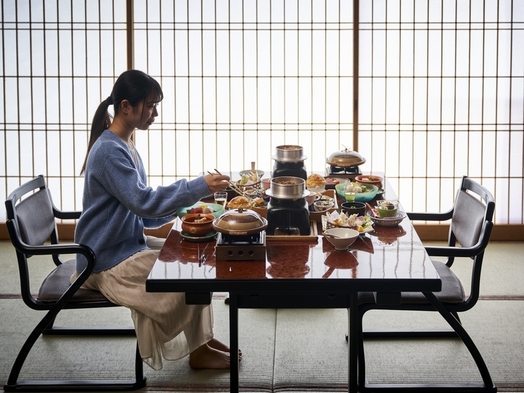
[6,219,94,268]
[407,209,453,222]
[425,221,493,259]
[53,208,81,220]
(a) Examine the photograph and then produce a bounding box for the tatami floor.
[1,240,523,393]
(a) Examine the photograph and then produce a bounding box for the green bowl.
[335,184,379,203]
[377,206,398,217]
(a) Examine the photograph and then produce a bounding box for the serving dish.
[354,174,383,187]
[370,211,407,227]
[180,230,218,242]
[335,183,379,202]
[177,202,225,219]
[322,211,374,234]
[181,213,215,236]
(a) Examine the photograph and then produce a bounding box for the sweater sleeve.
[97,141,210,218]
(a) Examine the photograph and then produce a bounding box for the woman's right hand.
[204,173,230,193]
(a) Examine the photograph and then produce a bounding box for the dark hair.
[81,70,163,174]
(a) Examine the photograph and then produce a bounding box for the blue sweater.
[75,130,210,272]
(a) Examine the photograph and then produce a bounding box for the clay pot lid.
[213,208,268,235]
[326,147,366,167]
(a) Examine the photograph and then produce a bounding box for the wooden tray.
[266,221,319,242]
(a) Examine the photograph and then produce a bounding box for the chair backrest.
[450,176,495,249]
[5,175,58,247]
[448,177,495,308]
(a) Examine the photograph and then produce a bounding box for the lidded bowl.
[212,208,268,236]
[326,147,366,167]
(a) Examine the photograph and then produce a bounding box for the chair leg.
[423,292,496,390]
[5,309,146,392]
[355,309,367,389]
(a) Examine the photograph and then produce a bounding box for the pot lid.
[213,208,268,234]
[326,147,366,167]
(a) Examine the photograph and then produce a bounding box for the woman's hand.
[204,173,230,193]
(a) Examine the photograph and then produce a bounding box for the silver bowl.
[267,176,309,199]
[273,145,307,162]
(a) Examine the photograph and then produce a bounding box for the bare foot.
[207,338,242,361]
[207,338,230,352]
[189,343,230,370]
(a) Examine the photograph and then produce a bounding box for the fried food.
[226,195,251,209]
[306,173,326,188]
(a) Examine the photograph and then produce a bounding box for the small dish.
[323,228,359,251]
[354,174,383,187]
[181,213,215,236]
[370,211,407,227]
[180,230,218,242]
[314,196,335,212]
[340,201,366,216]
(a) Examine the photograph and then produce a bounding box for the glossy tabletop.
[147,217,440,295]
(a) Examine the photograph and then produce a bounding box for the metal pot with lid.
[265,176,309,199]
[213,208,268,236]
[326,147,366,168]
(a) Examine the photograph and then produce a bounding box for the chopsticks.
[208,169,245,196]
[366,203,378,218]
[198,242,210,267]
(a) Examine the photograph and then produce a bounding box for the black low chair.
[4,175,145,391]
[356,176,496,392]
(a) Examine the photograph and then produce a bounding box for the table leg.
[228,293,239,393]
[349,291,358,393]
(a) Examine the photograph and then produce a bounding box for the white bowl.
[323,228,359,251]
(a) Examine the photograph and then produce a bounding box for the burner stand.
[266,197,311,235]
[272,161,307,180]
[215,232,266,261]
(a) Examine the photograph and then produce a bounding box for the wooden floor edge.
[0,222,523,242]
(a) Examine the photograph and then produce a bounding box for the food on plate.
[324,210,373,233]
[377,200,398,218]
[344,182,369,194]
[354,174,383,185]
[306,174,326,189]
[227,195,251,209]
[313,195,335,211]
[239,173,259,185]
[188,205,216,214]
[325,177,344,185]
[249,197,268,208]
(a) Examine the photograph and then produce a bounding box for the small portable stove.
[272,160,308,180]
[326,164,362,178]
[266,197,311,235]
[215,231,267,261]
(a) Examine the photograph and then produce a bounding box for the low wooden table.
[147,201,442,392]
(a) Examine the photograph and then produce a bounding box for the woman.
[74,69,233,371]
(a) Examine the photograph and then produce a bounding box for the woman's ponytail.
[80,96,113,174]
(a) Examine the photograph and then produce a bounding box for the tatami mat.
[1,241,524,392]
